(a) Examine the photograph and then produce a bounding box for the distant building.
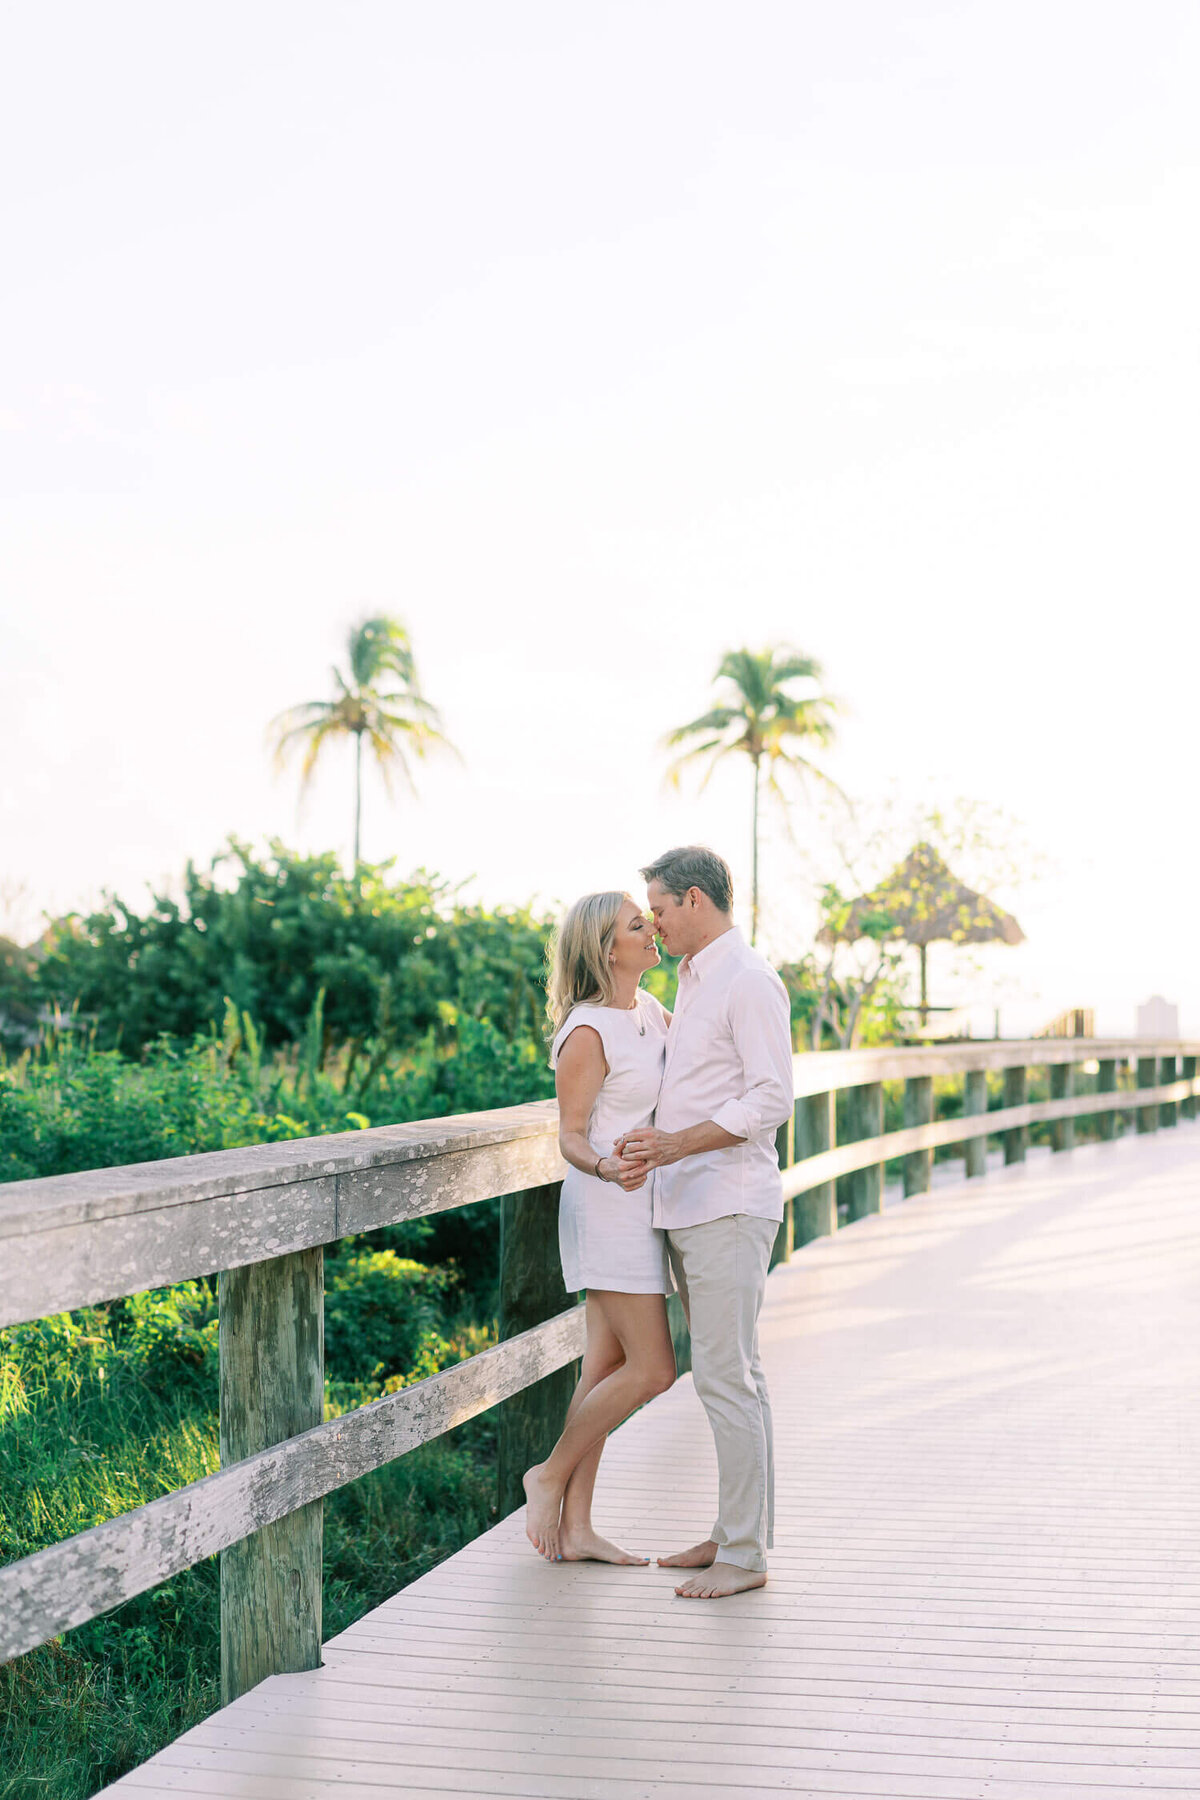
[1136,996,1179,1038]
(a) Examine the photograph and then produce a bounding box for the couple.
[522,844,794,1600]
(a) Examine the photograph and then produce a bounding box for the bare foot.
[522,1464,563,1561]
[559,1527,649,1566]
[676,1562,768,1599]
[657,1538,718,1569]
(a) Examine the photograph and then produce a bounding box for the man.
[619,845,793,1599]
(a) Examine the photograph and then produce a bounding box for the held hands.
[598,1154,650,1192]
[613,1127,682,1171]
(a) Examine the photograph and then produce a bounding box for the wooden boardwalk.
[106,1126,1200,1800]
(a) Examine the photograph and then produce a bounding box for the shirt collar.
[679,925,742,983]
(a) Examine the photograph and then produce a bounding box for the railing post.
[1137,1056,1158,1134]
[794,1091,836,1245]
[903,1075,933,1196]
[770,1114,795,1268]
[219,1247,324,1706]
[845,1082,884,1219]
[1003,1064,1027,1163]
[1050,1061,1075,1152]
[963,1070,987,1178]
[497,1183,579,1513]
[1097,1058,1118,1140]
[1183,1055,1197,1122]
[1160,1054,1178,1129]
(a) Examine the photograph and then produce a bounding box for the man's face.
[646,879,689,956]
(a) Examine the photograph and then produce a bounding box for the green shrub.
[11,841,553,1057]
[0,851,565,1798]
[324,1250,456,1385]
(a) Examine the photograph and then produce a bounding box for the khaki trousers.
[667,1213,777,1573]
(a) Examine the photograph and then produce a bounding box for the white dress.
[551,990,672,1295]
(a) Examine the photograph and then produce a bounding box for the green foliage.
[0,987,550,1800]
[0,933,39,1049]
[0,1293,221,1572]
[0,999,554,1188]
[0,1246,500,1800]
[0,847,688,1798]
[782,879,913,1051]
[17,840,552,1058]
[324,1251,457,1385]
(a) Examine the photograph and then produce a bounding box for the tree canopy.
[17,840,552,1057]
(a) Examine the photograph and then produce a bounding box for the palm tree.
[665,646,841,945]
[270,616,456,867]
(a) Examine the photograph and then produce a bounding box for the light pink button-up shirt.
[651,927,794,1231]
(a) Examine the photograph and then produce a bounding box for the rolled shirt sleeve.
[709,969,795,1142]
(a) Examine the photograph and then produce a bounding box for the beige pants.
[667,1213,777,1573]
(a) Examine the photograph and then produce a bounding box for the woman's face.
[610,898,660,978]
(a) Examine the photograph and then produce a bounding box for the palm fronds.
[663,645,842,943]
[268,615,458,865]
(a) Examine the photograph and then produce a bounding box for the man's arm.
[618,1117,744,1169]
[618,970,793,1170]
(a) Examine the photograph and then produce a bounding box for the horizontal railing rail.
[0,1102,565,1327]
[0,1307,585,1667]
[2,1038,1197,1689]
[785,1072,1200,1196]
[5,1040,1193,1326]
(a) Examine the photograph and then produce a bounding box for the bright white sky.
[2,3,1197,1037]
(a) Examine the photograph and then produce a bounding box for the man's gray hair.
[640,845,733,914]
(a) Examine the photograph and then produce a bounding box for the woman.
[522,891,677,1564]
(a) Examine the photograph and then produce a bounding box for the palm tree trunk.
[751,755,761,946]
[353,730,363,868]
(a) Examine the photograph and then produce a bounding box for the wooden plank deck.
[105,1126,1200,1799]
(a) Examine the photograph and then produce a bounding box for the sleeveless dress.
[550,990,672,1295]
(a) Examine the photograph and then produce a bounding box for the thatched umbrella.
[817,842,1024,1028]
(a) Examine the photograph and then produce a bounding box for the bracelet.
[594,1154,607,1182]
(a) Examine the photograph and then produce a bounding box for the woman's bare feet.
[559,1527,649,1566]
[522,1464,563,1560]
[676,1562,768,1599]
[657,1538,718,1569]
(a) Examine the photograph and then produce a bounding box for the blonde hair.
[545,891,627,1038]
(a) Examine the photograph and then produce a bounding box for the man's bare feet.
[657,1538,718,1569]
[559,1527,649,1566]
[676,1561,768,1599]
[522,1464,563,1560]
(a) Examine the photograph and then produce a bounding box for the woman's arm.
[555,1027,648,1191]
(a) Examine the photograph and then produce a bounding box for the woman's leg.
[524,1291,675,1560]
[558,1295,657,1564]
[548,1298,639,1563]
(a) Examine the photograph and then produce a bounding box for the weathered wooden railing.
[2,1038,1197,1702]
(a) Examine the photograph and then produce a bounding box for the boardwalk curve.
[104,1125,1200,1799]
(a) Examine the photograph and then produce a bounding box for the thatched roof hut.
[817,842,1024,1026]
